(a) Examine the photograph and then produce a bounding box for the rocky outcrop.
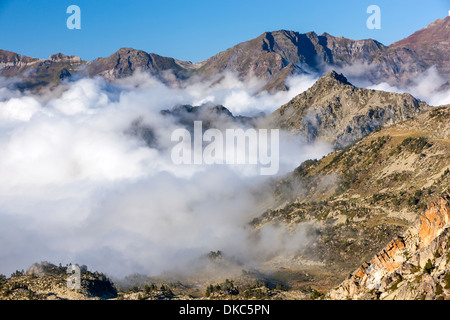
[0,49,39,69]
[48,53,82,64]
[327,189,450,300]
[0,262,118,300]
[0,50,86,90]
[271,70,430,147]
[372,237,406,272]
[416,195,450,248]
[88,48,191,84]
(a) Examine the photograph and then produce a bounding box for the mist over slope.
[0,71,330,278]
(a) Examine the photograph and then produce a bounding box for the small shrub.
[436,284,443,296]
[434,250,441,259]
[10,270,24,278]
[310,289,324,300]
[275,283,287,291]
[444,272,450,289]
[411,265,421,274]
[423,259,434,275]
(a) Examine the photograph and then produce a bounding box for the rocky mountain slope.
[195,29,427,92]
[1,16,448,92]
[327,189,450,300]
[0,49,39,71]
[87,47,198,84]
[270,70,430,147]
[390,16,450,86]
[0,50,85,90]
[0,16,448,301]
[3,102,447,300]
[196,16,449,91]
[252,105,450,292]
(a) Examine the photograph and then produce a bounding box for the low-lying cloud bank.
[367,66,450,107]
[0,64,447,279]
[0,72,328,278]
[330,63,450,107]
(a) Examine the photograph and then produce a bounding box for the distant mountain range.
[1,16,449,92]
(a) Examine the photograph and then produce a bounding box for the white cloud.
[344,65,450,107]
[1,62,446,279]
[0,96,42,121]
[0,73,327,278]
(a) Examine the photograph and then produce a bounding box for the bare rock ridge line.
[0,16,449,91]
[328,189,450,300]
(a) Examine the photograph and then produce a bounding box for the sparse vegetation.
[310,289,324,300]
[444,272,450,290]
[434,249,441,259]
[435,284,443,296]
[205,279,240,298]
[10,270,24,278]
[423,259,434,275]
[411,265,421,274]
[397,137,432,154]
[207,250,223,261]
[389,275,403,291]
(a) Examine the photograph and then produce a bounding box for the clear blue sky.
[0,0,448,62]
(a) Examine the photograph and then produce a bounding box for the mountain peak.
[311,70,352,89]
[273,69,429,147]
[116,47,143,54]
[48,53,82,63]
[322,70,350,84]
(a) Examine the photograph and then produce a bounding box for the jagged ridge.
[1,16,448,92]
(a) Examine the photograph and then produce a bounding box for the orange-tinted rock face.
[372,237,405,272]
[417,195,450,248]
[329,190,450,300]
[354,268,366,279]
[370,191,450,273]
